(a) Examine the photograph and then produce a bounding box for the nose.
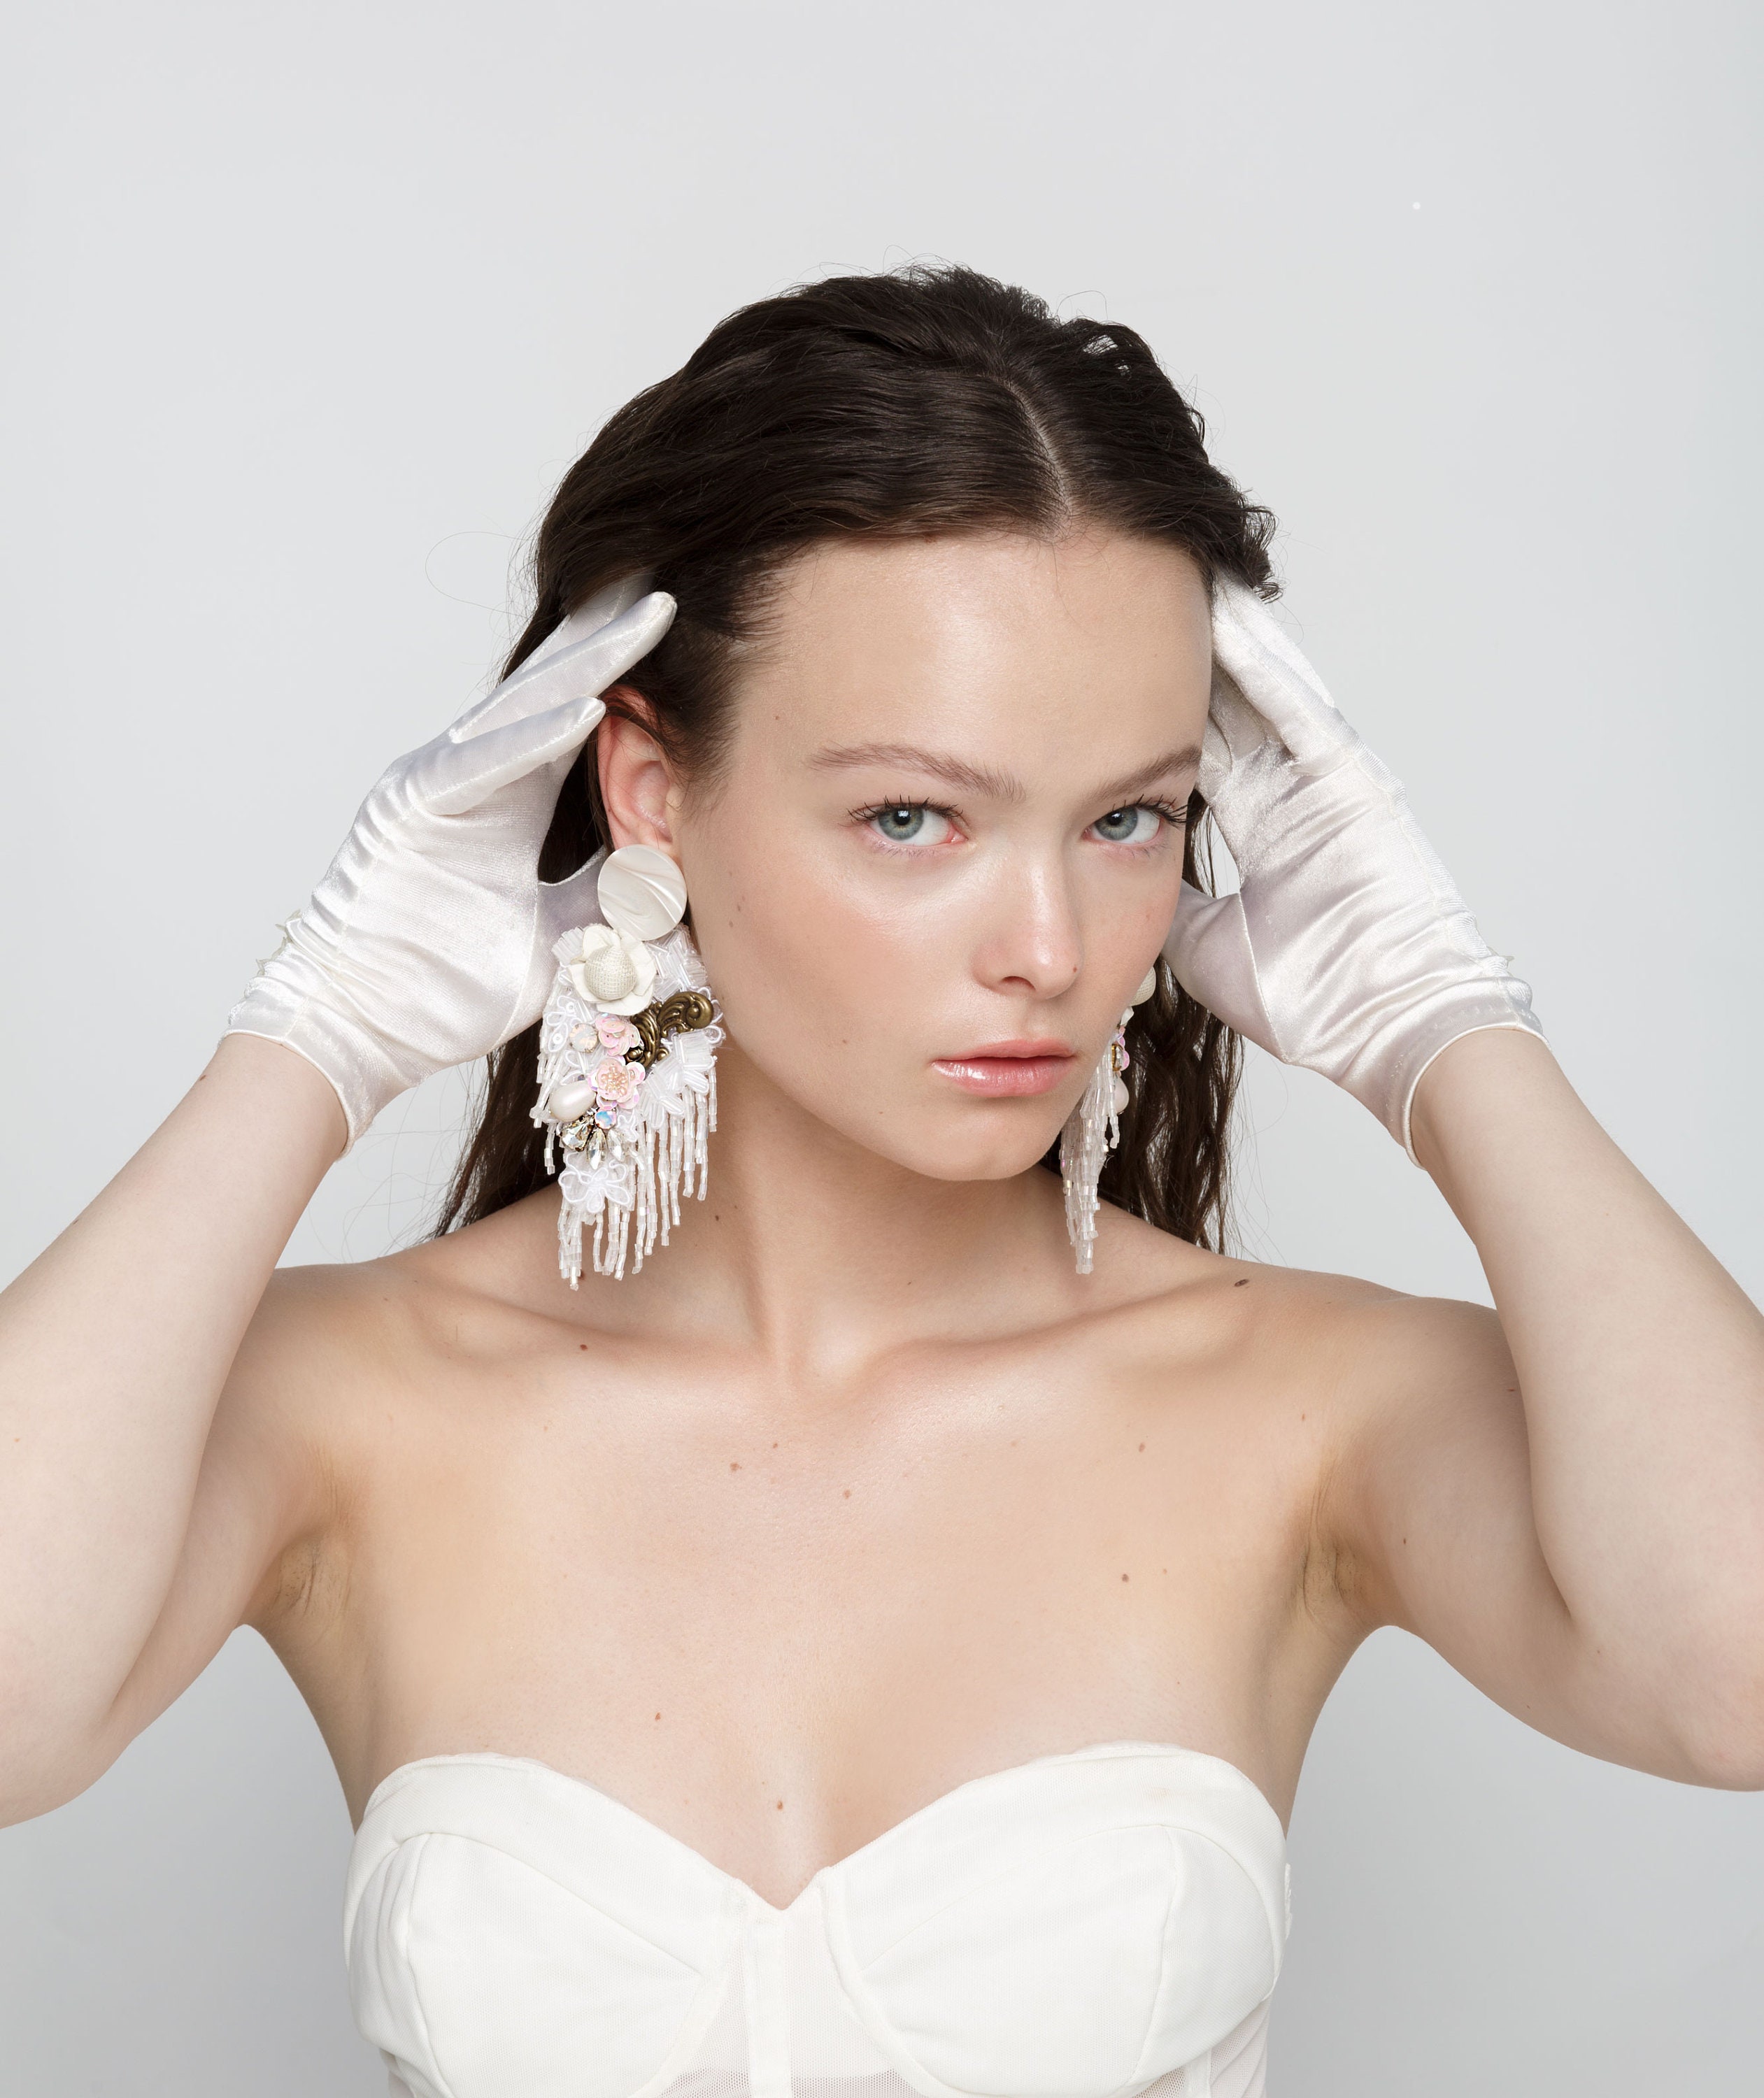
[969,853,1083,1000]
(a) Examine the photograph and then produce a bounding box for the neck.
[583,1037,1076,1371]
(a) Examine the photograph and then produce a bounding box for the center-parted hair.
[436,262,1276,1251]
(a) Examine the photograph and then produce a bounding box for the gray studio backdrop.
[4,1,1760,2090]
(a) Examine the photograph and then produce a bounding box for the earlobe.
[595,690,681,855]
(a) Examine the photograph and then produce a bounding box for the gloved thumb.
[1160,880,1283,1058]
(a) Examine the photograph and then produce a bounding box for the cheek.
[680,820,934,1108]
[1072,852,1186,986]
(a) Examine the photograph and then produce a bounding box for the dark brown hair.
[436,263,1273,1252]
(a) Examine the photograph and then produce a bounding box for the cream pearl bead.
[548,1076,599,1122]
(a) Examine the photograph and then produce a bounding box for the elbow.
[1678,1732,1764,1792]
[1671,1650,1764,1791]
[0,1742,112,1830]
[0,1769,75,1831]
[0,1686,115,1829]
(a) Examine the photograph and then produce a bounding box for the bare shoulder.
[224,1251,433,1437]
[1211,1263,1529,1639]
[239,1187,579,1378]
[1109,1191,1504,1374]
[94,1247,497,1754]
[1087,1192,1435,1374]
[214,1213,535,1625]
[1089,1201,1520,1600]
[209,1259,399,1630]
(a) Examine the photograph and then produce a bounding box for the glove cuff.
[225,961,420,1153]
[1369,987,1552,1166]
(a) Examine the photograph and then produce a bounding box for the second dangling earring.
[531,844,724,1287]
[1061,963,1160,1275]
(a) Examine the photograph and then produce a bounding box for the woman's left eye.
[1090,805,1165,846]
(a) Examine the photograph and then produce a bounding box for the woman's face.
[606,526,1214,1185]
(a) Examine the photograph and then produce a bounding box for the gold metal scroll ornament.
[625,992,716,1069]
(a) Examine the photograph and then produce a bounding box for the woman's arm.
[0,584,674,1821]
[1400,1023,1764,1778]
[0,1036,343,1818]
[1166,580,1763,1782]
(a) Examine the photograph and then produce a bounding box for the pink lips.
[931,1039,1077,1098]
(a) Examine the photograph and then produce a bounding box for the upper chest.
[339,1297,1325,1653]
[280,1278,1351,1838]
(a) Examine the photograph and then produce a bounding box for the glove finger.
[515,573,657,676]
[1197,662,1269,802]
[449,573,654,741]
[420,692,608,814]
[1210,579,1352,778]
[1218,578,1339,708]
[1160,880,1283,1057]
[449,588,676,742]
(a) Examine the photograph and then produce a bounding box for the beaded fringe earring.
[532,845,724,1287]
[1060,964,1159,1275]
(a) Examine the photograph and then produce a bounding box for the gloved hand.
[1162,578,1547,1164]
[225,576,674,1150]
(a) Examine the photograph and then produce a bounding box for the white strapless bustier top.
[343,1741,1293,2098]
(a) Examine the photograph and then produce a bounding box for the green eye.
[1092,806,1161,845]
[874,806,927,842]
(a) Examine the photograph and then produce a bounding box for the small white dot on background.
[1412,200,1421,210]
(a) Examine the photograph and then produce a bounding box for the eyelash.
[851,796,1191,851]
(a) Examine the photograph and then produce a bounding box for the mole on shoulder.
[1234,1278,1250,1287]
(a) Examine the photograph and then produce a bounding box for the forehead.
[728,527,1212,765]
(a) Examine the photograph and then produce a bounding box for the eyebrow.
[807,740,1204,807]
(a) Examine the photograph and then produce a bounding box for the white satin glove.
[225,577,674,1150]
[1162,579,1547,1164]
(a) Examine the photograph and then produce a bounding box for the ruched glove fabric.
[225,578,674,1150]
[1162,580,1547,1164]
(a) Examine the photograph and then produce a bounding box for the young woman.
[3,265,1759,2098]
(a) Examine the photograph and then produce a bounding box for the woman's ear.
[596,686,683,853]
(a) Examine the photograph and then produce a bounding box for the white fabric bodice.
[343,1740,1292,2098]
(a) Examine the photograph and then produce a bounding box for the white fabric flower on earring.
[555,922,657,1015]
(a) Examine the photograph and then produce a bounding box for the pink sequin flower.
[595,1014,642,1053]
[592,1058,646,1108]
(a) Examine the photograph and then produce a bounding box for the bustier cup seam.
[389,1830,706,1974]
[623,1941,744,2098]
[406,1834,462,2098]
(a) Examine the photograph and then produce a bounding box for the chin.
[869,1111,1068,1186]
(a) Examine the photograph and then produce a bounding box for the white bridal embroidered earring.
[532,844,724,1287]
[1060,964,1160,1276]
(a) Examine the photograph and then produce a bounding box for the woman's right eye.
[866,803,953,846]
